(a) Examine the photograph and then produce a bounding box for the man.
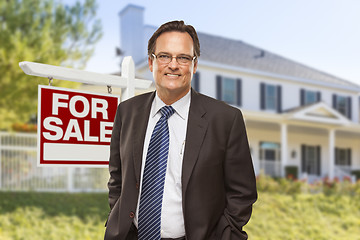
[105,20,257,240]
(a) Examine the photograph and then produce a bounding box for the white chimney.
[119,5,146,65]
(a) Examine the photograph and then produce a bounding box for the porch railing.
[334,165,356,182]
[259,159,281,177]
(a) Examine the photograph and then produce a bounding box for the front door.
[259,142,281,177]
[301,145,321,176]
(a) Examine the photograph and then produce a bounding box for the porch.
[243,102,360,181]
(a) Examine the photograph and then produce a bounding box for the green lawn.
[0,192,107,240]
[0,180,359,240]
[245,192,360,240]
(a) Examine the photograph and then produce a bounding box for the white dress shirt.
[134,90,190,238]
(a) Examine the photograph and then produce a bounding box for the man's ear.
[148,56,154,72]
[193,60,198,74]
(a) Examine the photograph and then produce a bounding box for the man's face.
[149,31,197,102]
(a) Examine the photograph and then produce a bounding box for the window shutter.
[347,97,352,120]
[260,83,265,110]
[316,91,321,102]
[236,78,242,106]
[277,85,282,113]
[316,146,321,176]
[192,72,200,92]
[347,148,352,166]
[300,89,305,106]
[216,75,222,100]
[301,145,306,173]
[332,94,337,109]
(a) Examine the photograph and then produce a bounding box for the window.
[335,148,351,166]
[265,85,276,110]
[216,76,241,106]
[259,142,280,161]
[333,94,352,119]
[337,96,347,115]
[300,89,321,105]
[305,91,316,104]
[222,78,237,104]
[260,83,282,112]
[301,145,321,176]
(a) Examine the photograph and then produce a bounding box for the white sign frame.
[37,85,120,168]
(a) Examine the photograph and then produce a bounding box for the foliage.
[245,192,360,240]
[11,122,37,132]
[0,178,359,239]
[0,192,108,219]
[0,206,106,240]
[256,174,303,194]
[0,0,102,130]
[0,207,105,240]
[285,165,298,179]
[256,173,360,196]
[0,192,108,239]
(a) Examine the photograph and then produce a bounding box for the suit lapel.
[182,90,208,197]
[131,90,208,195]
[132,92,155,183]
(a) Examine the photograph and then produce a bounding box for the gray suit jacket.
[104,89,257,240]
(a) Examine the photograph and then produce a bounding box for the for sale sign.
[37,85,120,167]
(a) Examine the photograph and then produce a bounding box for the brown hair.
[148,20,200,58]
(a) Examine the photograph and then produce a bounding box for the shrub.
[285,166,298,180]
[256,173,360,197]
[11,123,37,132]
[256,173,280,193]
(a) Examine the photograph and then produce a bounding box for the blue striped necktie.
[138,105,175,240]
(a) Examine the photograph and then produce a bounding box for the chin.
[170,84,190,91]
[160,82,181,90]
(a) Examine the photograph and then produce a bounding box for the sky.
[70,0,360,86]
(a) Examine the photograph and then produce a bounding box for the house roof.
[198,33,360,90]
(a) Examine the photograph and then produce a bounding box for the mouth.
[165,73,181,77]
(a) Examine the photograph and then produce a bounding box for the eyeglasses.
[152,53,196,65]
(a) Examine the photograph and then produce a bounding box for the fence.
[0,131,108,192]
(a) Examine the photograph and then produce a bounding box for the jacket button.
[129,212,135,218]
[136,183,139,189]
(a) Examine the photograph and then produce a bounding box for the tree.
[0,0,102,130]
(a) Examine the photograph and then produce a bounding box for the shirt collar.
[151,90,191,120]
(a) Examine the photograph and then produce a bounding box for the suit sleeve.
[107,104,122,210]
[220,109,257,239]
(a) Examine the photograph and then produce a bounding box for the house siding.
[190,67,358,121]
[122,4,360,181]
[137,63,360,124]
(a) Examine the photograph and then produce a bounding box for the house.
[118,4,360,181]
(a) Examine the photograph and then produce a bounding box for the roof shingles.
[198,32,359,89]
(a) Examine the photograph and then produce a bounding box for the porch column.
[281,123,288,177]
[328,129,335,180]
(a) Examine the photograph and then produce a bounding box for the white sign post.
[19,57,152,167]
[19,56,151,101]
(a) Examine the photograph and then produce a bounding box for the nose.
[168,56,179,69]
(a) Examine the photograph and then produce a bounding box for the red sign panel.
[37,85,120,167]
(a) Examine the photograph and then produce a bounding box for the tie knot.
[160,106,175,119]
